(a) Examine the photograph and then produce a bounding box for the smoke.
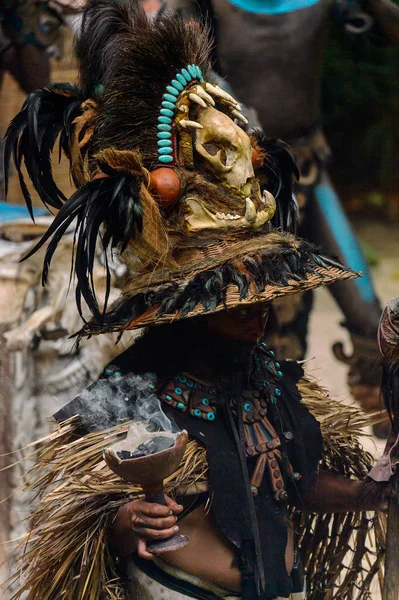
[74,370,176,432]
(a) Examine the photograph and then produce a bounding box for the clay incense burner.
[104,426,189,554]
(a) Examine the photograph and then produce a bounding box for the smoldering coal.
[117,436,174,460]
[54,371,176,432]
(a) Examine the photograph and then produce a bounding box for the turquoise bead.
[244,402,251,412]
[177,402,185,410]
[186,380,194,387]
[157,139,172,147]
[163,93,177,104]
[187,64,197,78]
[172,78,184,91]
[181,68,192,81]
[277,370,283,379]
[166,85,179,97]
[202,398,209,406]
[175,387,182,395]
[194,409,202,417]
[158,115,172,124]
[159,155,173,163]
[177,375,187,383]
[271,397,277,404]
[160,108,174,118]
[136,375,143,381]
[275,362,280,369]
[261,342,267,350]
[157,131,171,139]
[162,101,176,111]
[176,73,186,86]
[165,395,172,402]
[263,379,269,387]
[269,350,275,357]
[157,124,172,132]
[206,412,215,421]
[158,147,173,155]
[149,383,155,390]
[275,388,281,396]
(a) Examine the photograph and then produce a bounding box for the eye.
[202,143,227,165]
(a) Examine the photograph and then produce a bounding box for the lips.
[185,190,276,231]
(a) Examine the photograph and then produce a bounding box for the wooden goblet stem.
[144,482,189,555]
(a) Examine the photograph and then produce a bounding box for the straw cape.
[4,373,385,600]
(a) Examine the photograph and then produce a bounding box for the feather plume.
[252,133,299,234]
[78,0,213,165]
[3,84,84,215]
[22,174,143,321]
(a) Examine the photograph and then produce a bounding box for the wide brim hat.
[79,229,357,335]
[3,1,357,339]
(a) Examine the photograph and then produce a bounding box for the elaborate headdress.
[4,0,355,336]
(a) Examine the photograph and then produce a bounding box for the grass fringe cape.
[3,375,386,600]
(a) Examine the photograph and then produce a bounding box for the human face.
[206,303,269,344]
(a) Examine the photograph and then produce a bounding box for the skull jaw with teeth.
[183,105,276,231]
[184,192,276,231]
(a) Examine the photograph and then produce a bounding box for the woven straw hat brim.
[127,265,357,329]
[78,230,358,337]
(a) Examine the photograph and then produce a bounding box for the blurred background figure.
[0,0,61,94]
[168,0,399,436]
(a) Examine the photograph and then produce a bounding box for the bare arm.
[295,471,387,513]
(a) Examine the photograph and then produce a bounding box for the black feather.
[3,84,84,213]
[21,175,143,322]
[77,0,212,166]
[252,133,299,234]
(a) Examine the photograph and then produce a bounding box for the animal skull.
[183,105,276,232]
[194,106,254,198]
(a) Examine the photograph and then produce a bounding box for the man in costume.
[167,0,399,435]
[3,2,394,599]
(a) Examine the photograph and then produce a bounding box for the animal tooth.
[180,119,204,129]
[231,109,248,124]
[244,198,257,223]
[189,93,207,108]
[205,83,238,106]
[195,86,215,106]
[178,104,188,113]
[216,212,222,218]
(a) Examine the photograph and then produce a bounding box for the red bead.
[149,168,181,207]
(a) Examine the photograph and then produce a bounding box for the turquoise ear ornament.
[157,64,204,165]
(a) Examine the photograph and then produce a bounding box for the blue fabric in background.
[224,0,319,14]
[0,202,48,223]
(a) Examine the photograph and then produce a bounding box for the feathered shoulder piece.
[4,0,356,334]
